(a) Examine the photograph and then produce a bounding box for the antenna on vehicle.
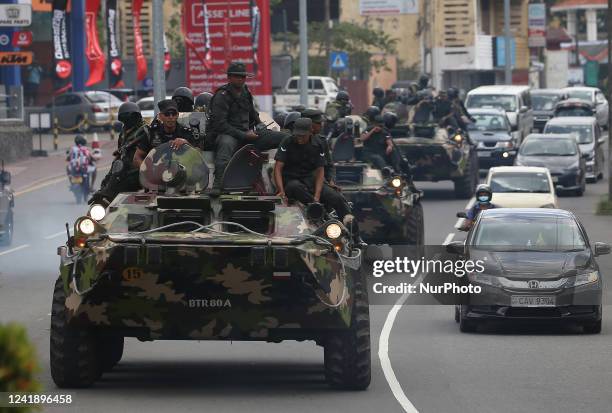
[66,223,73,255]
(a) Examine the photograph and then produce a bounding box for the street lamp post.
[152,0,166,115]
[299,0,308,106]
[504,0,512,84]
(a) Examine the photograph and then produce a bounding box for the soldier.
[89,102,148,205]
[363,106,382,126]
[372,87,385,110]
[194,92,213,112]
[325,91,352,124]
[302,108,337,189]
[133,99,197,169]
[208,62,286,191]
[282,111,301,133]
[172,87,195,114]
[417,74,430,91]
[360,115,401,172]
[448,87,475,129]
[274,118,359,239]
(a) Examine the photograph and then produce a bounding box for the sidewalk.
[6,132,117,194]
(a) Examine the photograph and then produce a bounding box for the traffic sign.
[12,30,32,47]
[330,51,349,71]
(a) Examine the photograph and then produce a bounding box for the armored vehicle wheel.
[100,335,124,372]
[0,211,13,246]
[453,152,478,199]
[582,320,602,334]
[50,278,101,388]
[324,276,371,390]
[405,202,424,246]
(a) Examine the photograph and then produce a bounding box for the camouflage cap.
[293,118,312,135]
[302,108,324,123]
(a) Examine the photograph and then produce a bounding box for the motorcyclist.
[372,87,385,110]
[460,184,498,231]
[67,135,96,195]
[90,101,148,206]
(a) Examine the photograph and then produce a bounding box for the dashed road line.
[0,244,30,256]
[443,233,455,245]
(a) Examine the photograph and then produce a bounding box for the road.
[0,146,611,413]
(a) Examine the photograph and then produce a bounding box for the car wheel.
[454,306,460,323]
[582,320,602,334]
[459,305,477,333]
[575,178,586,197]
[0,211,13,246]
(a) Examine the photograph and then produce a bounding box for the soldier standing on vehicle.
[133,99,197,169]
[448,87,475,129]
[274,118,360,241]
[360,115,401,172]
[208,62,287,191]
[372,87,385,110]
[194,92,213,113]
[90,102,149,205]
[302,108,337,190]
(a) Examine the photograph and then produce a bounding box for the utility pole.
[503,0,512,84]
[608,0,612,201]
[299,0,308,106]
[324,0,331,76]
[152,0,166,115]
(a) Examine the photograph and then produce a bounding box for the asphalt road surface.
[1,140,611,413]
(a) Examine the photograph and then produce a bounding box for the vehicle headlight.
[78,218,96,235]
[325,223,343,240]
[89,204,106,221]
[468,273,501,287]
[452,134,463,143]
[390,177,403,188]
[568,271,599,287]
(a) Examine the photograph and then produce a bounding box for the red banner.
[132,0,147,81]
[184,0,272,111]
[85,0,106,86]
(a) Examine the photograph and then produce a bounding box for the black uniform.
[275,135,352,222]
[208,83,286,187]
[91,123,149,205]
[137,120,197,154]
[361,125,401,172]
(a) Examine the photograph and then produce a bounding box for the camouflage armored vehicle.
[330,118,424,248]
[0,161,14,246]
[50,143,369,390]
[388,107,479,199]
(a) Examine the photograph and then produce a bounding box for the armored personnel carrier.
[50,143,369,390]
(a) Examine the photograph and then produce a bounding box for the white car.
[562,86,609,129]
[486,166,558,208]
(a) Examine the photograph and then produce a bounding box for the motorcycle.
[67,164,91,204]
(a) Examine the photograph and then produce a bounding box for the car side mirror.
[594,242,611,257]
[597,137,606,145]
[0,170,10,185]
[446,241,465,255]
[520,106,528,113]
[456,212,467,219]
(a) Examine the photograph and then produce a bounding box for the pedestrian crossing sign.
[330,51,348,71]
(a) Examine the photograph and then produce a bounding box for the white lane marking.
[0,244,30,256]
[15,163,111,197]
[455,197,475,229]
[379,271,425,413]
[443,233,455,245]
[44,229,73,240]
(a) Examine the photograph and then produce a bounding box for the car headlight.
[568,271,599,287]
[468,273,501,287]
[78,218,96,235]
[498,141,514,148]
[89,204,106,221]
[325,223,342,240]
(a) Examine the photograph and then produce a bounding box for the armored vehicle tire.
[324,276,371,390]
[0,211,12,246]
[50,278,101,388]
[582,319,602,334]
[100,335,124,372]
[405,202,424,246]
[453,152,478,199]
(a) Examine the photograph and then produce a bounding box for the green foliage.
[0,323,41,412]
[166,0,186,58]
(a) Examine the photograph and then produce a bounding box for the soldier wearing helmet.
[372,87,385,110]
[207,62,287,192]
[363,106,381,125]
[325,91,352,125]
[360,114,401,172]
[194,92,213,112]
[89,101,150,205]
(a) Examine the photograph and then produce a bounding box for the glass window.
[86,92,122,105]
[532,94,562,110]
[466,94,517,112]
[311,79,324,90]
[489,172,551,193]
[555,106,593,117]
[544,124,593,144]
[54,95,70,106]
[520,138,577,156]
[287,79,298,89]
[467,114,510,131]
[566,90,594,102]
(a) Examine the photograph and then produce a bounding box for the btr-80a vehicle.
[50,143,369,390]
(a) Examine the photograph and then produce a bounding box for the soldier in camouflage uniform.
[208,62,287,191]
[325,91,352,125]
[89,102,148,206]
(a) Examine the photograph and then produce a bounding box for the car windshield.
[555,107,593,117]
[86,92,122,105]
[468,114,509,131]
[473,216,586,251]
[532,94,561,111]
[466,94,517,111]
[138,100,154,111]
[545,124,593,144]
[566,90,593,102]
[520,138,577,156]
[490,172,551,193]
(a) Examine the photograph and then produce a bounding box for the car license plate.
[478,151,491,157]
[552,176,559,183]
[511,296,556,307]
[70,176,83,184]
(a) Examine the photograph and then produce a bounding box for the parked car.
[531,89,568,132]
[486,166,558,208]
[48,91,123,132]
[563,86,609,129]
[467,108,517,168]
[553,99,595,118]
[136,96,172,124]
[543,117,605,183]
[515,134,586,196]
[465,85,534,143]
[448,208,609,333]
[273,76,339,113]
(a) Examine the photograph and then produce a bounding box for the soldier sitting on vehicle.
[194,92,213,113]
[363,106,381,126]
[207,62,287,192]
[133,99,198,169]
[274,118,361,242]
[302,108,337,190]
[325,91,352,126]
[90,102,149,205]
[360,115,401,172]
